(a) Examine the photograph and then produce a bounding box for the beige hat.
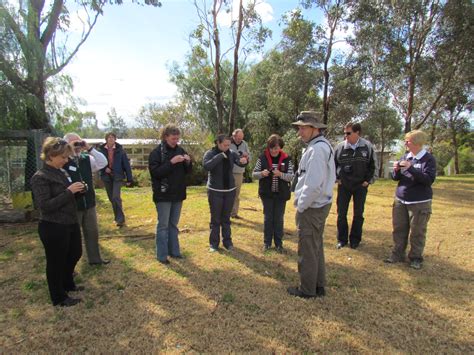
[291,111,327,129]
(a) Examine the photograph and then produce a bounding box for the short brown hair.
[345,122,362,133]
[267,134,284,149]
[40,137,73,161]
[160,124,181,141]
[105,132,117,140]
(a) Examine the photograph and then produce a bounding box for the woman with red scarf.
[253,134,294,252]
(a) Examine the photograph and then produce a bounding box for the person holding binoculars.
[63,133,110,266]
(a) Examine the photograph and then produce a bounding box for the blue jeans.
[155,201,183,261]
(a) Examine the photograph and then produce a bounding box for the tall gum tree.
[0,0,161,130]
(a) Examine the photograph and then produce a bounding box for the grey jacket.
[203,147,247,191]
[230,139,250,174]
[31,164,78,225]
[294,135,336,212]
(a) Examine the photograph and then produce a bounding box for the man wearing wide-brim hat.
[287,111,336,299]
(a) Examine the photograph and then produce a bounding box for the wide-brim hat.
[291,111,327,129]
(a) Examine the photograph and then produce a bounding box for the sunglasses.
[344,132,352,136]
[52,139,68,149]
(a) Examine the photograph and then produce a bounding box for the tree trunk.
[405,73,415,133]
[212,0,224,134]
[449,114,460,174]
[228,0,243,136]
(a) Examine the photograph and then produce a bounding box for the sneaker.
[410,260,422,270]
[275,246,284,254]
[158,259,170,265]
[384,257,397,263]
[209,247,218,253]
[336,242,347,249]
[262,245,271,252]
[224,245,234,251]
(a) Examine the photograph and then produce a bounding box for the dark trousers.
[261,196,287,247]
[103,180,125,224]
[336,184,368,246]
[38,221,82,305]
[208,189,236,248]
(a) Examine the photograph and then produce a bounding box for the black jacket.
[31,164,78,224]
[149,142,192,202]
[255,151,293,201]
[335,138,376,191]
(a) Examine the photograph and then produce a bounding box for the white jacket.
[294,135,336,212]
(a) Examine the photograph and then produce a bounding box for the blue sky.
[63,0,323,126]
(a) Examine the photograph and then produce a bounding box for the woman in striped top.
[253,134,294,252]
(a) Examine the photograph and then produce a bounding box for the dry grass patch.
[0,176,473,352]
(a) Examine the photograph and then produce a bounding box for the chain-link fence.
[0,130,49,217]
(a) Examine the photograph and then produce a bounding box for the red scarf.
[264,149,288,172]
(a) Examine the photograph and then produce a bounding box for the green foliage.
[104,108,129,138]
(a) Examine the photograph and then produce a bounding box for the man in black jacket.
[148,124,192,264]
[334,122,376,249]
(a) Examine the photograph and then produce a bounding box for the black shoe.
[224,245,234,251]
[66,285,85,292]
[56,297,81,307]
[410,260,422,270]
[89,260,110,266]
[336,242,347,249]
[316,287,326,297]
[350,243,359,249]
[275,246,284,254]
[287,286,317,299]
[170,255,184,259]
[116,222,125,227]
[158,259,170,265]
[262,245,271,252]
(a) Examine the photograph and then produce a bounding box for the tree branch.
[40,0,64,51]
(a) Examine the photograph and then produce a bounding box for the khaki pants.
[77,206,102,264]
[391,199,432,262]
[296,203,332,295]
[231,172,244,217]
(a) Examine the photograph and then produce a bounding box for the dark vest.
[258,152,291,201]
[63,154,95,210]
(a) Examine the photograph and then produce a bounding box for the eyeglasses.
[344,132,352,136]
[52,139,68,149]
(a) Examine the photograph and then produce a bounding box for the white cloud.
[217,0,273,28]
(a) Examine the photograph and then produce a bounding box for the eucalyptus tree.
[189,0,270,135]
[301,0,352,124]
[0,0,161,130]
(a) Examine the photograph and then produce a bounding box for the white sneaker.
[209,247,218,253]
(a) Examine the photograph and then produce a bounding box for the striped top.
[253,156,294,192]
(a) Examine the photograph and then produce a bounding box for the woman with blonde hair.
[31,137,86,307]
[384,130,436,269]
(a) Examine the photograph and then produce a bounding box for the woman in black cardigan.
[203,135,248,252]
[253,134,294,252]
[31,137,85,307]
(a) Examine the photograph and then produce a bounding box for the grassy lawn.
[0,176,473,352]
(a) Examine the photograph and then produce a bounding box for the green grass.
[0,177,473,353]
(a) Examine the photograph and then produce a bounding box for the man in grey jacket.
[287,111,336,298]
[230,128,250,219]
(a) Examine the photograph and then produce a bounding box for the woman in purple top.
[384,130,436,270]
